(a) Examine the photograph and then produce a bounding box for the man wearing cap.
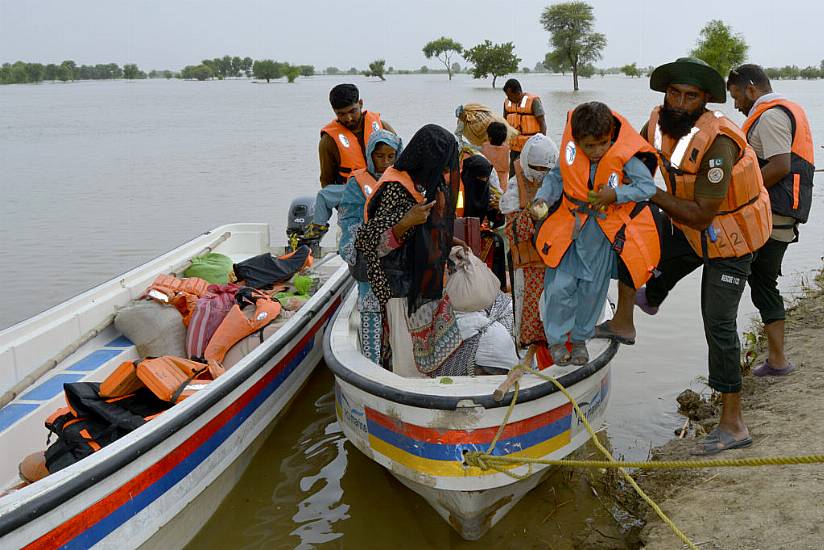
[727,64,815,378]
[310,84,395,238]
[636,57,772,454]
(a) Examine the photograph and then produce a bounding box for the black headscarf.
[393,124,460,313]
[461,154,493,221]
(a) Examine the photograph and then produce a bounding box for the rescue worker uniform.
[504,92,545,176]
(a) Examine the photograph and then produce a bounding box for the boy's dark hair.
[570,101,614,141]
[329,84,359,109]
[503,79,522,93]
[727,64,771,92]
[486,122,507,146]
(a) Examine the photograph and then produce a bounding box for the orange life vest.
[508,162,545,269]
[647,106,772,259]
[481,143,511,191]
[364,166,425,222]
[204,292,281,378]
[351,168,379,219]
[741,98,815,223]
[144,274,209,326]
[321,111,383,184]
[504,93,542,152]
[136,356,212,403]
[535,111,661,289]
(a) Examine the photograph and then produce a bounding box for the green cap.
[649,57,727,103]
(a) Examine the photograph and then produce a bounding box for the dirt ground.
[630,268,824,549]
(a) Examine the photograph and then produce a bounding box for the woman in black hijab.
[356,124,464,376]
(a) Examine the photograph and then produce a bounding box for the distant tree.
[463,40,520,88]
[521,66,531,73]
[252,60,282,83]
[422,36,463,80]
[299,65,315,77]
[122,64,146,79]
[43,64,59,81]
[222,55,234,77]
[163,70,174,79]
[779,65,801,79]
[181,64,213,81]
[451,62,461,74]
[325,66,340,75]
[691,20,748,76]
[230,56,243,77]
[242,57,253,77]
[534,61,546,72]
[347,67,358,75]
[578,63,595,78]
[541,1,606,91]
[61,60,77,80]
[419,65,429,74]
[620,62,641,78]
[25,63,45,83]
[387,66,395,73]
[284,64,301,83]
[764,66,781,80]
[799,66,821,80]
[56,64,72,82]
[363,59,386,81]
[543,50,570,75]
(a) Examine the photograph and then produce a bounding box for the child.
[337,130,402,364]
[532,102,660,366]
[481,121,511,191]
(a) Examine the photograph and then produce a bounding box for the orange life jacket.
[504,93,542,152]
[136,356,212,403]
[647,106,772,259]
[321,111,383,184]
[741,98,815,223]
[351,168,379,219]
[364,166,425,222]
[535,111,661,288]
[145,274,209,326]
[204,292,281,377]
[481,143,511,191]
[508,162,545,269]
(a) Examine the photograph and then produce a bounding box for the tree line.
[0,61,155,84]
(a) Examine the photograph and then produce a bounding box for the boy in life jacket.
[337,129,403,364]
[532,102,660,366]
[481,122,511,192]
[308,83,396,240]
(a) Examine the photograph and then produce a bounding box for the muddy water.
[2,74,823,547]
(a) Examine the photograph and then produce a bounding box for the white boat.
[0,223,353,549]
[324,289,616,540]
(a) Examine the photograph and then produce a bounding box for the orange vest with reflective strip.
[481,143,511,191]
[647,106,772,259]
[508,162,545,268]
[321,111,383,184]
[364,166,425,222]
[504,93,542,152]
[535,111,661,288]
[741,98,815,223]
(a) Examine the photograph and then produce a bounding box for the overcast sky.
[1,0,822,71]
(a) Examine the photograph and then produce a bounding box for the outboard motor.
[285,195,321,255]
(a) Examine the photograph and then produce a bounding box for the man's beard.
[658,101,706,140]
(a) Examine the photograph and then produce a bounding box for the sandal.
[691,428,753,456]
[549,344,571,366]
[570,342,589,366]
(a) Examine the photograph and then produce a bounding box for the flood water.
[2,74,822,547]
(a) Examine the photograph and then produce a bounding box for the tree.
[284,64,301,83]
[691,20,748,77]
[799,66,820,80]
[181,64,213,80]
[299,65,315,77]
[463,40,520,88]
[422,36,463,80]
[419,65,429,74]
[534,61,546,72]
[620,62,641,78]
[541,1,607,91]
[363,59,386,81]
[451,62,461,74]
[543,50,570,75]
[61,60,77,80]
[123,64,146,79]
[521,66,531,73]
[347,67,358,75]
[252,60,282,83]
[325,66,340,75]
[242,57,253,77]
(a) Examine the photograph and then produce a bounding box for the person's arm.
[318,134,339,187]
[532,97,547,136]
[761,153,791,188]
[381,120,396,135]
[652,191,722,231]
[587,156,657,209]
[534,165,563,205]
[751,109,793,188]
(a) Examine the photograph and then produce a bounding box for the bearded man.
[636,57,772,455]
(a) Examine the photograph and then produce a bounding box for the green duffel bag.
[183,252,234,284]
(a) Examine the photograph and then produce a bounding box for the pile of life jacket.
[30,249,315,477]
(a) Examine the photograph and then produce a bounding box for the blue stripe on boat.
[66,349,124,372]
[65,333,316,548]
[0,403,40,433]
[104,336,133,348]
[365,414,570,461]
[19,374,85,401]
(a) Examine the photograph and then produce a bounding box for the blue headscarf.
[365,129,403,177]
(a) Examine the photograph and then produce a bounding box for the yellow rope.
[478,366,699,549]
[465,453,824,470]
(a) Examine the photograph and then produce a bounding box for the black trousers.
[645,221,752,393]
[748,237,789,326]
